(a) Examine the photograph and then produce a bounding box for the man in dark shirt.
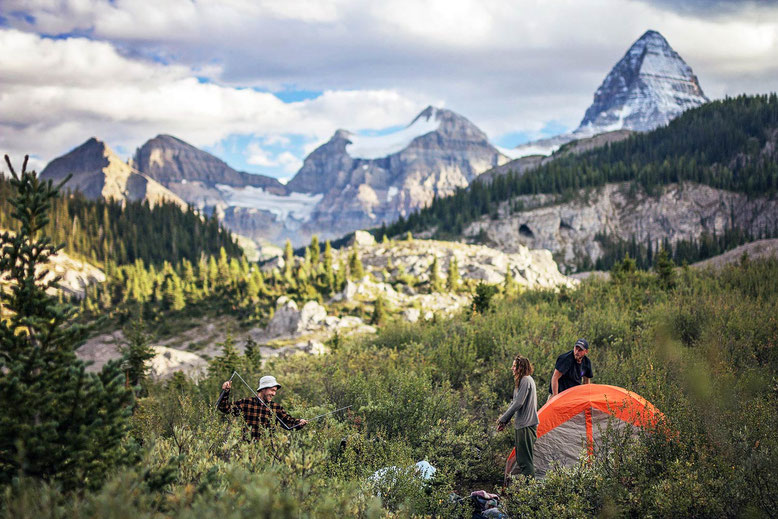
[218,375,308,440]
[549,338,593,397]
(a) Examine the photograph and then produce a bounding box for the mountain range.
[39,29,710,251]
[40,138,187,209]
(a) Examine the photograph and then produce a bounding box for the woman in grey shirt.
[497,354,539,478]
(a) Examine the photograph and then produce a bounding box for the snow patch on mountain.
[346,111,440,159]
[215,185,322,222]
[386,186,399,202]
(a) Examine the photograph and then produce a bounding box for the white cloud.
[246,143,304,174]
[276,152,303,173]
[246,143,276,167]
[263,135,292,147]
[1,0,777,164]
[0,29,426,168]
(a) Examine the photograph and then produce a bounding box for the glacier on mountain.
[215,185,322,222]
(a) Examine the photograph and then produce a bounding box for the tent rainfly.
[505,384,663,480]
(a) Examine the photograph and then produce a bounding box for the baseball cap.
[574,338,589,350]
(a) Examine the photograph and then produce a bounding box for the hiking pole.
[214,371,237,410]
[305,405,353,422]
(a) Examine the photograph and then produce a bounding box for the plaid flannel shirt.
[218,390,302,440]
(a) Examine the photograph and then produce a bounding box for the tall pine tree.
[0,156,133,490]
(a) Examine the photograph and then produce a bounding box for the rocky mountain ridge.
[133,134,287,196]
[479,130,633,184]
[514,30,708,157]
[41,105,510,249]
[285,106,510,245]
[463,182,778,271]
[40,138,187,208]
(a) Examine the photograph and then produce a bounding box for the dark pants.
[514,425,537,478]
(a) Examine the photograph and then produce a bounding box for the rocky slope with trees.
[385,94,778,272]
[75,230,574,377]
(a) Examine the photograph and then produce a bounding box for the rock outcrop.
[343,238,575,290]
[40,138,187,208]
[0,229,105,299]
[266,297,328,337]
[464,182,778,271]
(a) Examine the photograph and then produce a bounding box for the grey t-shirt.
[499,375,539,429]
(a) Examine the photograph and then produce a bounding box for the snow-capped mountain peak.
[513,30,708,158]
[576,29,708,134]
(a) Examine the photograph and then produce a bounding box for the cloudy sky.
[1,0,777,180]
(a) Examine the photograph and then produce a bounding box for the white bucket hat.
[257,375,281,391]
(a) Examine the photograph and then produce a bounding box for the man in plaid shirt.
[218,375,308,440]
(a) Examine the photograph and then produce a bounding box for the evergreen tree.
[429,256,443,292]
[283,239,294,280]
[446,257,460,292]
[611,253,638,283]
[335,259,348,291]
[504,266,517,294]
[120,318,155,396]
[348,248,365,280]
[207,334,243,380]
[654,247,676,289]
[323,240,335,292]
[244,335,262,370]
[0,155,133,490]
[309,235,320,266]
[472,283,498,314]
[371,295,388,326]
[217,247,230,286]
[207,256,218,287]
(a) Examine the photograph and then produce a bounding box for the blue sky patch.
[9,11,36,25]
[273,89,323,103]
[356,125,405,137]
[494,131,533,148]
[203,133,311,182]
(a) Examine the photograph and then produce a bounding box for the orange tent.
[505,384,663,479]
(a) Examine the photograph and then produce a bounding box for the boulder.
[402,308,420,323]
[266,297,301,337]
[299,301,327,331]
[349,230,377,247]
[149,346,207,379]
